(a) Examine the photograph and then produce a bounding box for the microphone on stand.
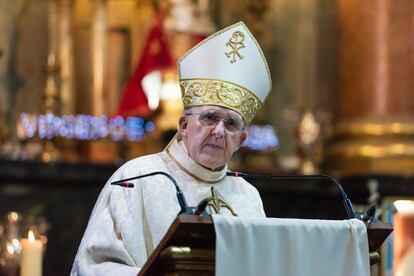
[361,205,376,228]
[227,170,356,219]
[361,205,376,222]
[194,198,210,216]
[110,171,190,215]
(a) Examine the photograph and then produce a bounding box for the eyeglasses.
[186,110,245,133]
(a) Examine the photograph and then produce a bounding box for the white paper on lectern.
[213,216,370,276]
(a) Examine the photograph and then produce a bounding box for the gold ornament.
[225,31,246,63]
[207,187,238,216]
[180,78,261,123]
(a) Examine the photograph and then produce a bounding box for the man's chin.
[198,157,226,171]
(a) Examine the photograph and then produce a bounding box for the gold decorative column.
[323,0,414,176]
[88,0,119,163]
[42,0,61,162]
[0,0,26,146]
[44,0,60,115]
[59,0,75,115]
[91,0,107,116]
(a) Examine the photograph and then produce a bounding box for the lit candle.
[20,230,43,276]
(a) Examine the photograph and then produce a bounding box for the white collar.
[165,137,227,183]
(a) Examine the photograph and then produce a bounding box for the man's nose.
[212,120,226,137]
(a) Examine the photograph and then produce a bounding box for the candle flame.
[394,200,414,214]
[8,212,19,222]
[28,230,35,242]
[12,238,20,247]
[6,243,15,254]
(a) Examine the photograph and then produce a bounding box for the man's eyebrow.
[202,109,242,121]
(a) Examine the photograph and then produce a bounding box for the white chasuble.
[71,138,265,276]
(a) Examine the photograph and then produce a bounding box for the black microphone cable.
[227,170,356,219]
[111,171,189,215]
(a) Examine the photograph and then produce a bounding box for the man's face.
[179,106,247,171]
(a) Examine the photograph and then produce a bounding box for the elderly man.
[71,21,271,275]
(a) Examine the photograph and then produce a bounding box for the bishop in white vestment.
[71,21,272,275]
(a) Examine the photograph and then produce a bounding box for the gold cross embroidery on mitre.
[207,187,238,216]
[225,31,245,63]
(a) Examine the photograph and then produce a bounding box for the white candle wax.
[394,200,414,276]
[20,231,43,276]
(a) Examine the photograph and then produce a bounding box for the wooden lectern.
[139,215,215,276]
[138,215,392,276]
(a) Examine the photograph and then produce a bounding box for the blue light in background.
[19,113,155,142]
[242,125,279,151]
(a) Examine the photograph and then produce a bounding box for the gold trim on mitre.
[180,78,261,123]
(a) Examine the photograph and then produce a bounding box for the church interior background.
[1,0,414,275]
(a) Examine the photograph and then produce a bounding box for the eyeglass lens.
[197,111,242,132]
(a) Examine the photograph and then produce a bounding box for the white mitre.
[177,21,272,123]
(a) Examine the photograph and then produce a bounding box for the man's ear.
[179,116,188,137]
[237,130,247,150]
